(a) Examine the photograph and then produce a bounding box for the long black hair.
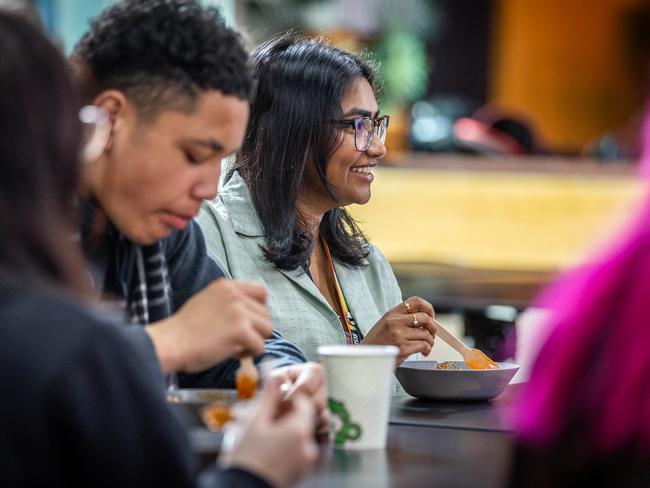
[234,33,377,271]
[0,11,87,293]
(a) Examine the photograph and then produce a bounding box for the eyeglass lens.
[354,117,388,151]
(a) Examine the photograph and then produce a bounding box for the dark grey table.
[296,424,512,488]
[179,386,519,487]
[295,389,517,488]
[389,393,513,433]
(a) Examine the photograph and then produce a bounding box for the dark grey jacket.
[81,202,308,388]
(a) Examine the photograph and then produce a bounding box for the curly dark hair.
[72,0,252,120]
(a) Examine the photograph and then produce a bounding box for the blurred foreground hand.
[220,376,318,487]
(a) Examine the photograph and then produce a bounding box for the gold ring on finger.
[404,301,412,313]
[412,313,419,328]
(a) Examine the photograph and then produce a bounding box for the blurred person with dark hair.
[0,10,317,488]
[70,0,327,411]
[198,34,437,377]
[510,106,650,485]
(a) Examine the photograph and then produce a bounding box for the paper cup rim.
[318,345,399,357]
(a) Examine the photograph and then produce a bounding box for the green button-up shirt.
[197,172,405,364]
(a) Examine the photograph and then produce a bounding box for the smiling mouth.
[350,166,375,174]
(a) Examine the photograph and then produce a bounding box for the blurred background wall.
[492,0,649,152]
[10,0,649,157]
[13,0,235,52]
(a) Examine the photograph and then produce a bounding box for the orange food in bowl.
[436,361,461,370]
[200,403,233,431]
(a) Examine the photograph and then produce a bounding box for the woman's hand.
[362,296,437,365]
[219,377,318,488]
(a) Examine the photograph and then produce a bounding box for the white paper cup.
[318,345,399,449]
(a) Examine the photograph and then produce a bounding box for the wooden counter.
[349,155,646,273]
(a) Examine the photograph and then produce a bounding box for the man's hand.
[146,279,273,374]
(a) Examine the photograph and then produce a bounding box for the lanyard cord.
[321,238,360,344]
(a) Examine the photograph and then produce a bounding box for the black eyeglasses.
[331,115,390,152]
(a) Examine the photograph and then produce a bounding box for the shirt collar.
[218,171,266,237]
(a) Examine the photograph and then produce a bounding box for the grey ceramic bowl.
[395,361,519,401]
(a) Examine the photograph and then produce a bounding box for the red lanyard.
[321,238,361,345]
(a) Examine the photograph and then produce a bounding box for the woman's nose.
[366,134,387,158]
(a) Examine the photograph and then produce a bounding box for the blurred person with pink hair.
[510,106,650,485]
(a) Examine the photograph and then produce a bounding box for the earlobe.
[89,90,132,158]
[92,90,127,134]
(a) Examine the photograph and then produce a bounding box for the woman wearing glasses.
[198,34,437,370]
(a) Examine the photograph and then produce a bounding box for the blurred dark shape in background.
[410,99,548,157]
[583,110,645,161]
[407,0,493,154]
[409,97,474,152]
[424,0,491,110]
[452,105,547,156]
[582,1,650,162]
[17,0,650,160]
[623,0,650,100]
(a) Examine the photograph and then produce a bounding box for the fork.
[432,318,500,370]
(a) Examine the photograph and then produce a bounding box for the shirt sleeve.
[260,330,309,368]
[369,244,404,309]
